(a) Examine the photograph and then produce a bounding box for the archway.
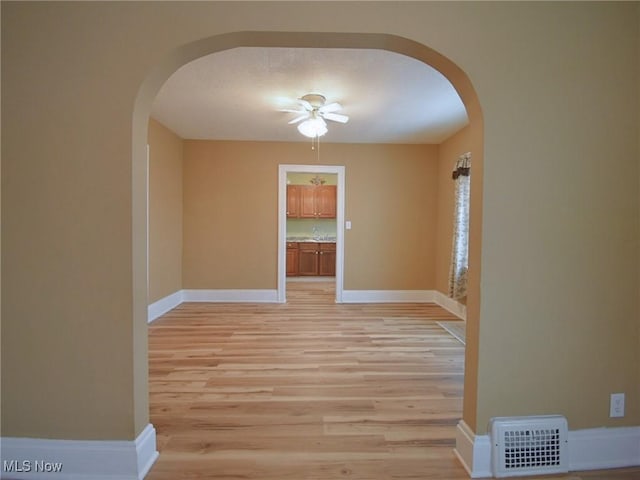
[134,29,483,472]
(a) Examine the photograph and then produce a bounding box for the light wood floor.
[146,282,640,480]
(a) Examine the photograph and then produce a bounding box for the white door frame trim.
[278,164,345,303]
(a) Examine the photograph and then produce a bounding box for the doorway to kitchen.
[278,164,345,303]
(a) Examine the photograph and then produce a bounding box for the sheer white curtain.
[448,152,471,300]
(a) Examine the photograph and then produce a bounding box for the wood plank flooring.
[145,282,640,480]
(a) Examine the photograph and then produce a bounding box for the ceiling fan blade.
[319,102,342,114]
[296,98,313,111]
[322,112,349,123]
[288,114,309,124]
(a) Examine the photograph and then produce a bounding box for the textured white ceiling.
[151,47,468,144]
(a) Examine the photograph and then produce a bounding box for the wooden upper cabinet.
[297,185,336,219]
[286,185,301,218]
[299,186,316,218]
[315,185,337,218]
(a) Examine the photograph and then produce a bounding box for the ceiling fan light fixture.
[297,117,328,138]
[283,92,347,139]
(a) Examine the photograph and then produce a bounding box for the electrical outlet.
[610,393,625,418]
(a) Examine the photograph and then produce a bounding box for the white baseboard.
[454,420,492,478]
[342,289,435,303]
[182,289,279,303]
[148,289,281,322]
[148,290,183,323]
[134,425,159,479]
[341,289,466,320]
[433,291,467,320]
[149,289,465,321]
[568,426,640,471]
[454,420,640,478]
[0,423,159,480]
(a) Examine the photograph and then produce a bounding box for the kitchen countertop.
[286,237,336,243]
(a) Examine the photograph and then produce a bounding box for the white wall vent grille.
[489,415,568,477]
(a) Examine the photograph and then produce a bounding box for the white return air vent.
[489,415,568,478]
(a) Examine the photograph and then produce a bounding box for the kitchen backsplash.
[287,218,337,239]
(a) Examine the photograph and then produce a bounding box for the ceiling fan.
[282,93,349,138]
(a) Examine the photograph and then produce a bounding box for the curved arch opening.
[134,29,484,462]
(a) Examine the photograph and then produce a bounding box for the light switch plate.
[610,393,625,418]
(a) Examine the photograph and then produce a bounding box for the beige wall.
[182,140,279,289]
[182,140,439,291]
[473,4,638,431]
[1,1,638,446]
[339,143,439,290]
[148,119,183,303]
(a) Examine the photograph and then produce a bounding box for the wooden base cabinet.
[286,242,299,276]
[319,243,336,276]
[298,243,319,276]
[296,242,336,276]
